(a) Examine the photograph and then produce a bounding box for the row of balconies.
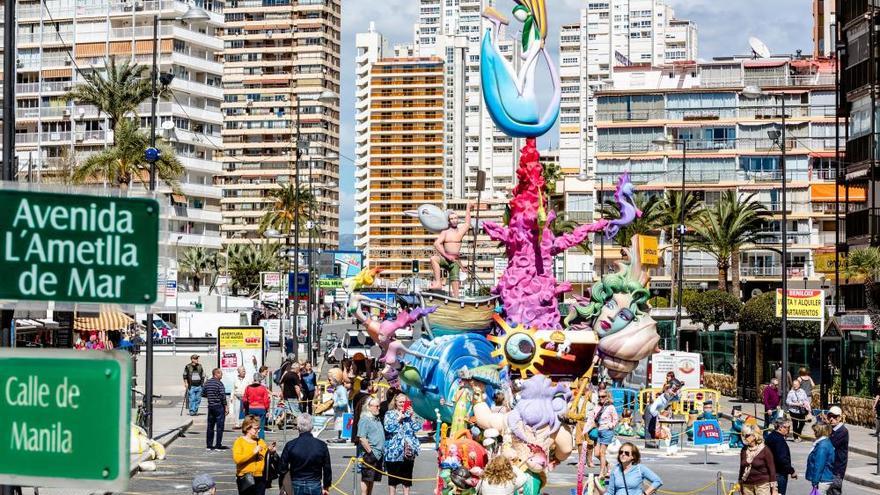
[596,105,835,124]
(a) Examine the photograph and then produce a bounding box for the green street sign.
[0,349,130,490]
[317,278,343,289]
[0,189,160,304]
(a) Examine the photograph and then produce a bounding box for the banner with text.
[776,289,825,321]
[217,327,265,393]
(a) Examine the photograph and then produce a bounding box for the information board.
[217,326,265,393]
[692,419,723,446]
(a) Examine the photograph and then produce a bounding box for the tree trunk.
[193,275,201,292]
[718,261,729,292]
[731,250,742,300]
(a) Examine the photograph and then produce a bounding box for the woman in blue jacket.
[805,423,835,493]
[604,443,662,495]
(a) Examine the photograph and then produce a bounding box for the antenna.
[749,37,771,59]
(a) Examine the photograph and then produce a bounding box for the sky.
[336,0,814,244]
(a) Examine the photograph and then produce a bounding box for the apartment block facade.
[220,0,341,249]
[558,0,697,176]
[5,0,226,249]
[555,57,854,299]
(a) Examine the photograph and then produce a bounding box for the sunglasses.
[619,451,633,456]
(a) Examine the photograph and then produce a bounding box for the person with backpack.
[183,354,205,416]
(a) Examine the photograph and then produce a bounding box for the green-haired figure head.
[572,269,650,338]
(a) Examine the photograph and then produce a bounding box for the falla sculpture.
[342,2,661,493]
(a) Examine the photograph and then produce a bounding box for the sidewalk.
[32,405,192,495]
[719,395,880,490]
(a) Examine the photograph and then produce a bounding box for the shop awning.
[810,184,867,202]
[74,308,134,332]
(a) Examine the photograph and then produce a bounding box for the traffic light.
[411,259,419,273]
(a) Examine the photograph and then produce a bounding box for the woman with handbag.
[602,443,662,495]
[232,415,277,495]
[383,394,420,495]
[594,390,619,479]
[738,425,779,495]
[785,380,810,442]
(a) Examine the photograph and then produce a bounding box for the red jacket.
[242,384,270,410]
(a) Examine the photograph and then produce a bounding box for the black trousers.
[790,410,807,438]
[207,404,226,448]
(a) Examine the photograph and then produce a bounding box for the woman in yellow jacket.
[233,415,277,495]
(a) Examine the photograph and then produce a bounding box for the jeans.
[188,386,203,415]
[776,474,789,495]
[207,404,225,448]
[292,480,323,495]
[250,407,267,439]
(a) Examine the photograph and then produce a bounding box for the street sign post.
[0,189,160,304]
[0,349,130,490]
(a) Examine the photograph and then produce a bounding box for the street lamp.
[741,85,791,399]
[653,135,689,352]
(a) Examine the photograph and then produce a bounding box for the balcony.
[846,208,880,240]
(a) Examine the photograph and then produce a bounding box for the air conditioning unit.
[64,59,72,66]
[63,109,71,117]
[75,132,84,142]
[134,0,144,9]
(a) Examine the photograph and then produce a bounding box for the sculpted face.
[448,212,460,228]
[592,293,636,337]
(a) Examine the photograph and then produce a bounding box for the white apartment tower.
[414,0,518,200]
[558,0,697,175]
[4,0,226,250]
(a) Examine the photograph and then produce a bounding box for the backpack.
[273,361,292,385]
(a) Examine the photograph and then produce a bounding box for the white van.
[648,351,703,389]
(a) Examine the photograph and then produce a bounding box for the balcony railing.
[846,208,880,239]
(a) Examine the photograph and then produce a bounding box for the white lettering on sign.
[4,198,140,299]
[5,376,82,454]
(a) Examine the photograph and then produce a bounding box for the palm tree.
[259,183,319,236]
[690,191,767,295]
[656,190,703,305]
[599,192,664,246]
[551,213,593,254]
[227,243,281,296]
[844,247,880,313]
[178,247,218,292]
[65,57,167,135]
[71,119,183,188]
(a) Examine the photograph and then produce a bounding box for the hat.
[192,474,215,493]
[828,406,843,417]
[252,372,263,383]
[191,354,199,360]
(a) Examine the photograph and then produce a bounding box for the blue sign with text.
[693,419,723,446]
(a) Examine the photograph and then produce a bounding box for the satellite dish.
[161,120,176,131]
[751,288,763,298]
[748,37,771,59]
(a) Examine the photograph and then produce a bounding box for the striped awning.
[74,307,134,332]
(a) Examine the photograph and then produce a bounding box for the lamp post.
[653,136,689,351]
[742,85,790,399]
[144,3,210,438]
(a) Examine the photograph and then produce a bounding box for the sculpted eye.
[604,300,617,310]
[618,308,634,322]
[505,333,536,364]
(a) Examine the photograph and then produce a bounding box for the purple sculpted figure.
[507,375,571,443]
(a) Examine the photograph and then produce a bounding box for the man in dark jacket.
[827,406,849,495]
[765,418,796,494]
[202,368,228,451]
[279,414,332,495]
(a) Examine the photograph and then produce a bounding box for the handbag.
[403,441,415,461]
[809,487,819,495]
[236,473,256,493]
[264,450,280,487]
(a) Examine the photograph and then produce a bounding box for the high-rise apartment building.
[839,2,877,312]
[558,1,697,175]
[355,20,505,284]
[813,0,836,58]
[220,0,341,249]
[5,0,226,249]
[555,57,852,299]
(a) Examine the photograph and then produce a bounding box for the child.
[615,409,635,436]
[728,407,744,448]
[687,400,717,441]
